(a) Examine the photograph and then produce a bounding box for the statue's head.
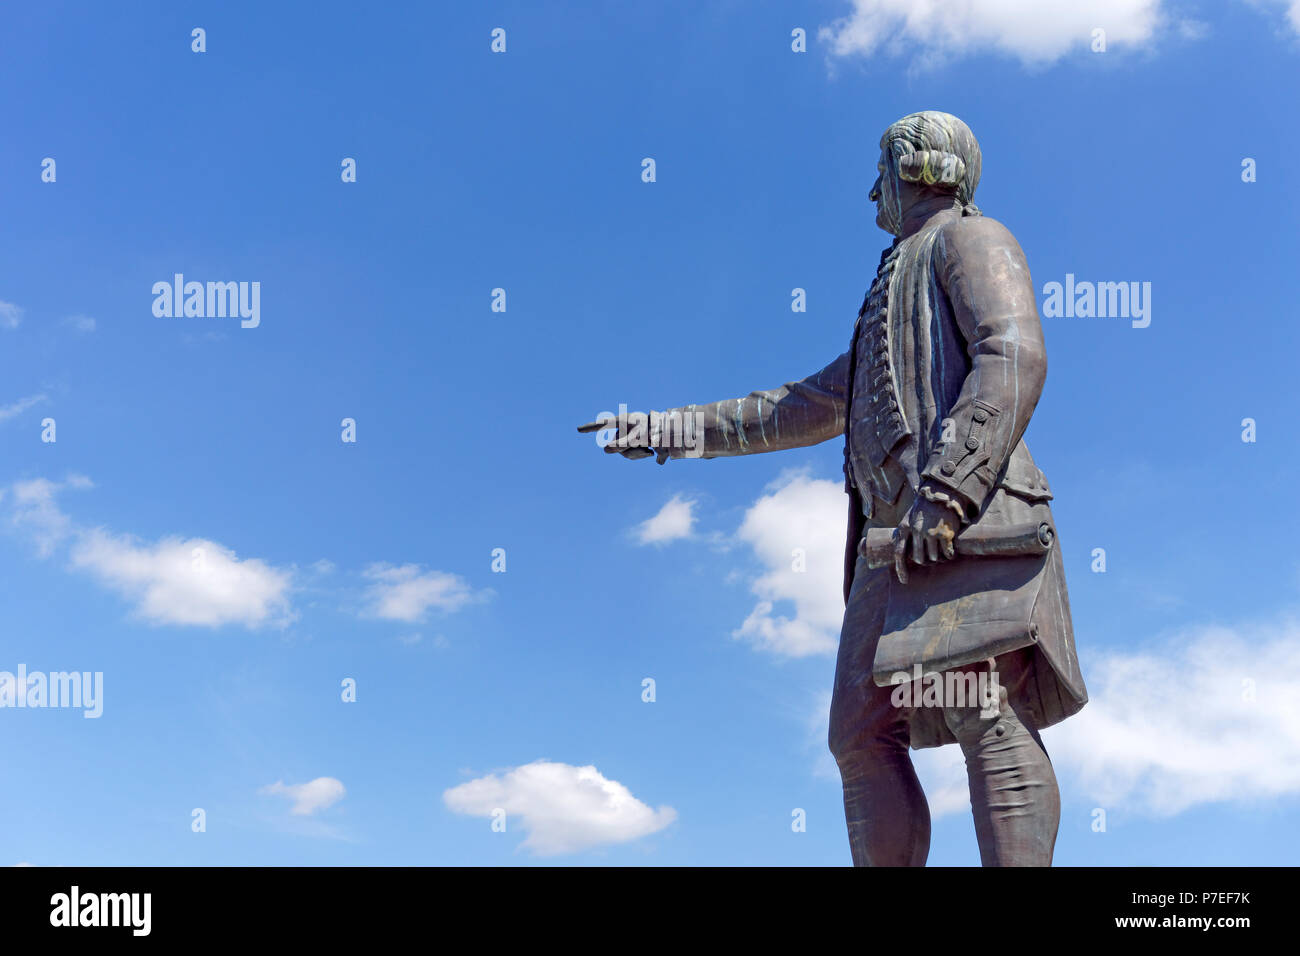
[870,111,981,235]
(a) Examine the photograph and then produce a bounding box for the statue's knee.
[827,706,857,765]
[829,696,909,766]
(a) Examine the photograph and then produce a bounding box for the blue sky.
[2,0,1299,866]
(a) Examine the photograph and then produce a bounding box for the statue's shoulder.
[935,212,1025,261]
[937,211,1017,244]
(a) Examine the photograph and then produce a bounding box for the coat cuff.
[920,399,1002,516]
[650,408,707,459]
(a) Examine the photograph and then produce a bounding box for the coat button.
[965,438,978,450]
[973,410,988,423]
[941,461,956,475]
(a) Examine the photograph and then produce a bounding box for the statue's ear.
[896,150,966,188]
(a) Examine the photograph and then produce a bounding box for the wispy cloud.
[63,314,96,333]
[0,301,22,330]
[1253,0,1300,34]
[362,564,488,623]
[261,777,346,816]
[0,394,48,423]
[1,475,91,556]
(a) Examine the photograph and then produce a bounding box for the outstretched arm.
[578,352,850,462]
[659,351,850,459]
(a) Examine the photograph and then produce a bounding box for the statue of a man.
[581,111,1087,866]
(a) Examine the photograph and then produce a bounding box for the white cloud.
[765,470,1300,821]
[443,760,677,855]
[0,394,47,423]
[362,563,485,623]
[1,476,294,628]
[912,745,975,819]
[63,314,96,333]
[732,471,846,657]
[1266,0,1300,32]
[1,478,484,634]
[808,619,1300,820]
[820,0,1168,67]
[1047,622,1300,815]
[634,494,696,545]
[261,777,346,816]
[0,301,22,330]
[1243,0,1300,33]
[71,530,294,628]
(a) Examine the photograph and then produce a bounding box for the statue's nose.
[869,177,881,202]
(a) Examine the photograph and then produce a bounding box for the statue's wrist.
[919,482,971,525]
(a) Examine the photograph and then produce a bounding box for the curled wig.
[881,111,982,211]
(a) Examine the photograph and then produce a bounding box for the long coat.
[661,201,1087,745]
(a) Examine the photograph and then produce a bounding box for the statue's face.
[869,145,904,236]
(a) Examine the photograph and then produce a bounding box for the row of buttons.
[844,243,904,497]
[938,407,992,476]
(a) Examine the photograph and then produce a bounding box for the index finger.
[576,420,608,434]
[892,526,909,585]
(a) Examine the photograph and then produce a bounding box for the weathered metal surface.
[581,111,1086,867]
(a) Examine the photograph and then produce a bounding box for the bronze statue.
[580,111,1086,867]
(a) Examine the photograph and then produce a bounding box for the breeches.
[828,550,1061,866]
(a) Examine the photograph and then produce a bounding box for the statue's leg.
[829,561,930,867]
[941,650,1060,866]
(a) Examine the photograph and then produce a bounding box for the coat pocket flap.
[871,553,1046,685]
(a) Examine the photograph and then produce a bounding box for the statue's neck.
[899,194,960,239]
